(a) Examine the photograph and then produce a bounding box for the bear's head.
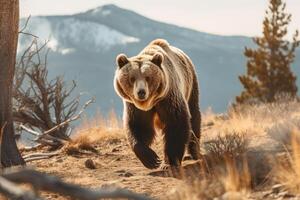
[114,53,167,111]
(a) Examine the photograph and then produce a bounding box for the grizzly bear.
[114,39,201,169]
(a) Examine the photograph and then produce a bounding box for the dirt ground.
[19,101,300,200]
[24,136,185,200]
[20,133,290,200]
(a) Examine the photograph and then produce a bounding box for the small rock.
[115,170,126,173]
[112,148,120,152]
[116,169,134,177]
[118,172,134,177]
[56,158,63,163]
[116,157,121,161]
[85,159,96,169]
[123,172,134,177]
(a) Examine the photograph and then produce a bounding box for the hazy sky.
[20,0,300,37]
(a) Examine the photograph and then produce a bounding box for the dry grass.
[168,127,251,199]
[64,110,125,155]
[24,98,300,199]
[188,98,300,199]
[203,99,300,151]
[63,99,300,198]
[222,157,251,194]
[168,157,250,200]
[272,131,300,194]
[204,132,248,163]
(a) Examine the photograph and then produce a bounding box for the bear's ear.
[151,53,163,67]
[116,54,129,68]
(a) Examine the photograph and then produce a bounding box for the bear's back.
[140,39,196,101]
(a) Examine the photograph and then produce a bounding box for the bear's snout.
[134,80,149,101]
[137,89,146,100]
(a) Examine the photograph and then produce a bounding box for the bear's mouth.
[136,98,148,102]
[135,99,148,105]
[133,98,154,111]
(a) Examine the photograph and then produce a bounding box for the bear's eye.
[130,77,135,84]
[145,76,150,82]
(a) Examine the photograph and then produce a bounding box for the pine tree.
[236,0,300,104]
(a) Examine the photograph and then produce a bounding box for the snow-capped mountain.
[19,15,139,54]
[18,4,300,114]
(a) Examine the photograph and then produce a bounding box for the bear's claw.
[133,143,161,169]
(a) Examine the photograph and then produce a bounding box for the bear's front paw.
[159,163,182,178]
[133,143,161,169]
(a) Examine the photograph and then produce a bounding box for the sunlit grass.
[64,109,124,154]
[273,130,300,194]
[60,98,300,199]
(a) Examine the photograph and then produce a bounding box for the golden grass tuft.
[204,132,248,163]
[190,100,300,199]
[75,110,123,140]
[169,157,250,200]
[273,131,300,194]
[222,157,251,194]
[168,127,251,200]
[64,110,125,155]
[203,99,300,153]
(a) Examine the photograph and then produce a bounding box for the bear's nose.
[137,89,146,100]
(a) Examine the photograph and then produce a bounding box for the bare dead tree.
[13,40,94,149]
[0,0,25,167]
[19,15,39,39]
[0,168,154,200]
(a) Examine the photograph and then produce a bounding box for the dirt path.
[26,137,185,200]
[22,101,300,200]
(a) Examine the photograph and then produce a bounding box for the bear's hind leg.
[157,98,191,167]
[188,80,201,160]
[188,110,201,160]
[124,102,161,169]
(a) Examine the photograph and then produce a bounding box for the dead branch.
[20,144,42,152]
[24,156,56,162]
[14,40,94,148]
[23,152,60,160]
[18,97,95,147]
[0,176,39,200]
[43,97,95,136]
[19,125,40,136]
[23,151,60,162]
[20,124,66,143]
[19,15,38,38]
[1,169,154,200]
[19,31,39,38]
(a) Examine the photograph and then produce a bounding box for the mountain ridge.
[18,4,300,115]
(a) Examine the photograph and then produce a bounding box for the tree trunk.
[0,0,25,167]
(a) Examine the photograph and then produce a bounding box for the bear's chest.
[153,113,165,131]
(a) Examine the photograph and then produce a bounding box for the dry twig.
[1,169,154,200]
[19,15,39,38]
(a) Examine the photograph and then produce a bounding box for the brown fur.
[114,39,201,169]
